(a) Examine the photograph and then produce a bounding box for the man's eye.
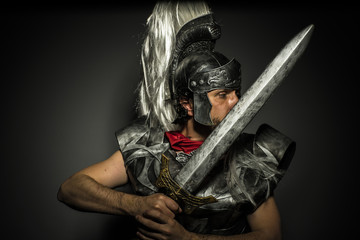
[218,92,227,98]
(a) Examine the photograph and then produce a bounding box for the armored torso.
[116,117,295,235]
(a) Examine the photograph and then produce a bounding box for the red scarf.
[165,131,203,154]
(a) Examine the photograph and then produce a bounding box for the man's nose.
[228,90,239,108]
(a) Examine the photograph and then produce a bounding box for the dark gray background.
[2,2,357,239]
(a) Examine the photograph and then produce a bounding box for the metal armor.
[115,117,295,235]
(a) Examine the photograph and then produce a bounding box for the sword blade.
[174,25,314,193]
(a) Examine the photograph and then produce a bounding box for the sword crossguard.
[156,154,218,214]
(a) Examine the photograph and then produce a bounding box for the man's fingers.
[144,193,182,218]
[136,230,154,240]
[136,213,164,229]
[153,201,175,219]
[143,209,170,224]
[161,208,175,219]
[137,227,162,240]
[152,194,180,217]
[163,196,182,214]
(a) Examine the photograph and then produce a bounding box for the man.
[58,1,295,239]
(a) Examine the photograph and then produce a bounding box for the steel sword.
[156,24,314,213]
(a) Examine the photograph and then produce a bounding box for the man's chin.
[210,118,221,130]
[192,117,221,134]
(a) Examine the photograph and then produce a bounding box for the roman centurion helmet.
[168,13,242,126]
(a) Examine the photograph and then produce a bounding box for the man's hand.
[135,208,191,240]
[132,193,182,219]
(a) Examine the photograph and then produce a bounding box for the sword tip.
[304,24,315,37]
[294,24,315,51]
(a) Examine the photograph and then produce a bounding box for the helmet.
[169,14,241,126]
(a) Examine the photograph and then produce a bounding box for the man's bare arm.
[57,150,180,218]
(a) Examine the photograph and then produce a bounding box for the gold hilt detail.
[155,154,217,214]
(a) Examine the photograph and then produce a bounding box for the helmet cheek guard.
[193,93,213,126]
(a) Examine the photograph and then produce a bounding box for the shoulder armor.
[115,117,170,195]
[253,124,296,170]
[115,117,149,154]
[115,117,170,163]
[227,124,296,213]
[254,124,295,171]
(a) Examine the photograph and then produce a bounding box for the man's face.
[207,89,239,126]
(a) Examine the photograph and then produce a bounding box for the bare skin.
[57,89,282,240]
[57,151,181,218]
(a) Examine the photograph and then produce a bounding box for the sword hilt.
[155,154,217,214]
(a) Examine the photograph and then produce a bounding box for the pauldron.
[115,117,295,234]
